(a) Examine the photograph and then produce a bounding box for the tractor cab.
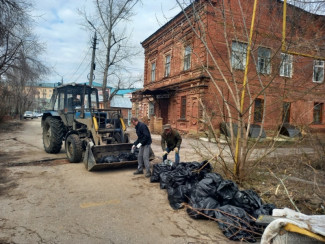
[49,84,99,126]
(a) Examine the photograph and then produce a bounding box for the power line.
[73,61,92,83]
[66,48,91,82]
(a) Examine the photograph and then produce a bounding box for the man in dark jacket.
[131,117,152,177]
[161,124,182,165]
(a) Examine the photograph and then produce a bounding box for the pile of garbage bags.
[97,151,138,164]
[150,161,276,242]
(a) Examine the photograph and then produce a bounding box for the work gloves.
[162,148,178,156]
[131,143,142,153]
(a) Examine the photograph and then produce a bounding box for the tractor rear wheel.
[65,134,83,163]
[124,133,130,143]
[43,116,65,153]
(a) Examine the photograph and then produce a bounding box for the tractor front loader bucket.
[84,142,138,171]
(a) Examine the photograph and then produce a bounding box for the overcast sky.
[32,0,182,87]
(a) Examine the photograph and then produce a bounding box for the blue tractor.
[41,83,133,170]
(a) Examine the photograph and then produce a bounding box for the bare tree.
[0,0,48,120]
[0,0,31,76]
[4,43,48,118]
[174,0,325,181]
[79,0,141,108]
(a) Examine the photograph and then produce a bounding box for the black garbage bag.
[97,155,120,164]
[214,205,260,242]
[118,152,138,161]
[150,163,173,183]
[159,168,189,189]
[231,190,262,216]
[253,203,276,218]
[187,197,220,219]
[186,173,223,219]
[197,160,213,176]
[167,182,193,210]
[216,180,238,205]
[160,171,172,189]
[191,173,224,200]
[165,167,192,188]
[160,161,212,189]
[182,160,212,179]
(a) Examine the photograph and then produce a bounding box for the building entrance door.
[160,99,169,124]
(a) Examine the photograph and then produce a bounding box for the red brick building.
[132,0,325,135]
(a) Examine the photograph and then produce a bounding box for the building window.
[231,41,247,70]
[151,62,156,82]
[313,102,323,124]
[184,45,191,71]
[180,96,187,119]
[148,102,155,117]
[58,92,65,110]
[257,47,271,74]
[280,53,293,78]
[313,60,324,83]
[254,98,264,123]
[165,55,171,77]
[283,102,291,123]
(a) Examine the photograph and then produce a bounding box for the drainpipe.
[234,0,259,174]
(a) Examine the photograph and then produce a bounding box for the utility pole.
[89,31,97,86]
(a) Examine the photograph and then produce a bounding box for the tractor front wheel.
[43,116,64,153]
[65,134,83,163]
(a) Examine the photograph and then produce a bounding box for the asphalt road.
[0,119,230,244]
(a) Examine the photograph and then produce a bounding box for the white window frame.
[231,41,247,70]
[313,60,324,83]
[184,45,191,71]
[257,47,271,74]
[165,55,171,77]
[151,62,156,82]
[280,53,293,78]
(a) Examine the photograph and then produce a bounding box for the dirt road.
[0,119,230,244]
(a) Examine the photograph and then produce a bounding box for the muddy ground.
[0,119,324,243]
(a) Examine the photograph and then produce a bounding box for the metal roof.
[110,95,132,109]
[111,88,140,95]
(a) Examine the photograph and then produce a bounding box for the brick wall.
[134,0,325,135]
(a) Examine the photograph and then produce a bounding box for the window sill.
[180,69,191,73]
[280,75,292,78]
[258,72,271,76]
[178,119,188,122]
